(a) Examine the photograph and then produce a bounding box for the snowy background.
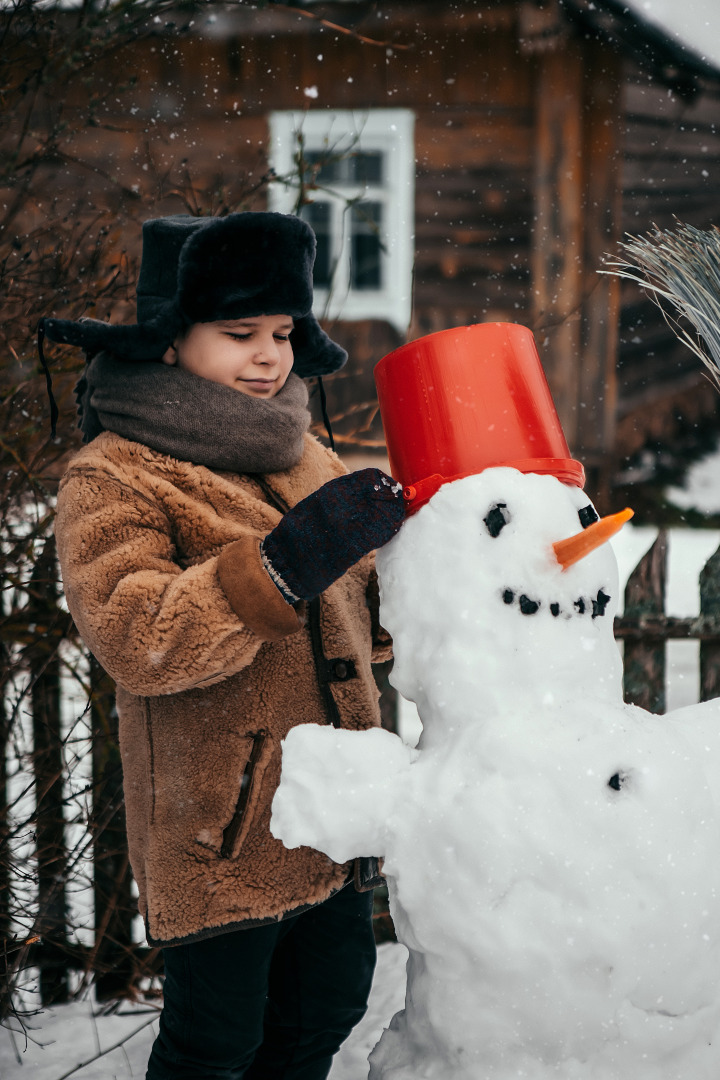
[624,0,720,68]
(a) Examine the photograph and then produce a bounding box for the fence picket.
[0,595,10,1018]
[27,535,69,1005]
[89,659,137,1000]
[621,529,667,713]
[700,542,720,701]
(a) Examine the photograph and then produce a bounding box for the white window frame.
[269,109,414,333]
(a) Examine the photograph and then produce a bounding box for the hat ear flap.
[41,316,175,361]
[290,314,347,378]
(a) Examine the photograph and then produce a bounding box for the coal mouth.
[501,588,611,619]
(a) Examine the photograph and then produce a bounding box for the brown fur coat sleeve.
[55,453,303,697]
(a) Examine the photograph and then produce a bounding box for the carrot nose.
[553,508,634,571]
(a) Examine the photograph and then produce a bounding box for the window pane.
[301,202,332,289]
[303,150,339,184]
[349,152,383,184]
[350,202,382,290]
[304,149,383,186]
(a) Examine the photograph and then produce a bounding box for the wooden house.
[13,0,720,513]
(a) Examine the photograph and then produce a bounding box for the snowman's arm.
[270,724,414,862]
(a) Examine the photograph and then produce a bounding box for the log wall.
[9,1,720,489]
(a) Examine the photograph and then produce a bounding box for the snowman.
[270,324,720,1080]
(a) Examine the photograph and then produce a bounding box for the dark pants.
[146,884,376,1080]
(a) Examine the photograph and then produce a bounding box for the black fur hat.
[39,212,347,378]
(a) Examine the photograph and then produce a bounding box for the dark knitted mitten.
[260,468,405,603]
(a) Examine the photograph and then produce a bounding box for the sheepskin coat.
[55,430,391,946]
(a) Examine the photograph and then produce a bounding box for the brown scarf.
[77,353,311,473]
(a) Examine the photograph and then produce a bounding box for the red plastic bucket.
[374,323,584,513]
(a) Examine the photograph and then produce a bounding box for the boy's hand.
[260,468,405,603]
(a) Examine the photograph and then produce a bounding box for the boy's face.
[162,314,295,398]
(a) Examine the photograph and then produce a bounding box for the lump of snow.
[271,726,414,862]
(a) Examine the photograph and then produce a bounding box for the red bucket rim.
[402,457,586,514]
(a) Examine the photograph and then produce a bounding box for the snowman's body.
[271,469,720,1079]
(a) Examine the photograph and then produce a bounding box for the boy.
[42,212,404,1079]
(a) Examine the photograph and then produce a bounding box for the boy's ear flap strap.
[316,376,335,452]
[40,316,174,361]
[37,319,59,439]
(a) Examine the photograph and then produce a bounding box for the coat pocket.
[219,729,269,859]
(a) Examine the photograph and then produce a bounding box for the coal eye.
[578,505,599,529]
[484,503,510,538]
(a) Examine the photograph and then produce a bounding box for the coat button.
[333,661,349,680]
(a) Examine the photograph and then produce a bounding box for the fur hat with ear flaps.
[40,212,348,378]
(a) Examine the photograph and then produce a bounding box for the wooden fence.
[616,529,720,711]
[0,535,160,1013]
[2,528,720,1010]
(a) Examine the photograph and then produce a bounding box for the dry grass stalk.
[603,222,720,389]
